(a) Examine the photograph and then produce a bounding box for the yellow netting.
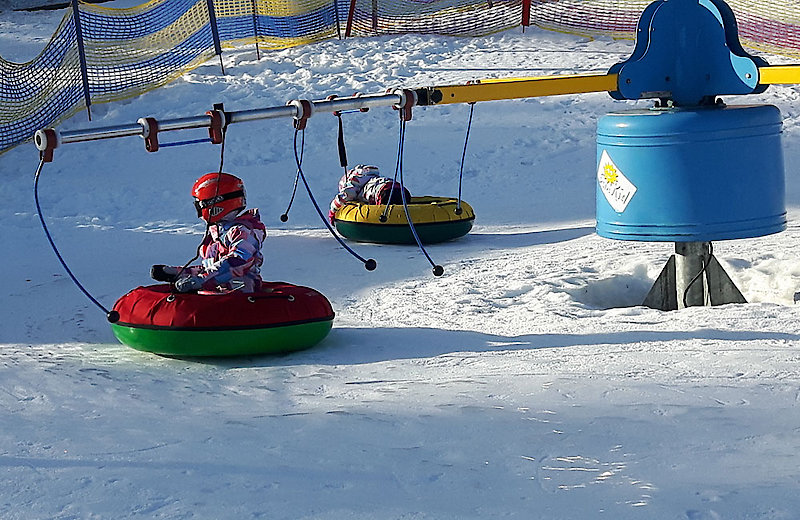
[4,0,800,153]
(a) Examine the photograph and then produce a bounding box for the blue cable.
[394,115,444,277]
[292,128,376,271]
[159,138,212,148]
[456,103,475,214]
[281,131,304,221]
[280,171,301,222]
[34,158,119,323]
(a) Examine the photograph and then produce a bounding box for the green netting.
[3,0,800,154]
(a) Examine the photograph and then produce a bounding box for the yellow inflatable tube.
[333,196,475,244]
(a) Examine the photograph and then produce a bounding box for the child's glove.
[151,264,180,282]
[328,209,336,224]
[174,275,204,293]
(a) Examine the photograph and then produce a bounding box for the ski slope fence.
[2,0,800,154]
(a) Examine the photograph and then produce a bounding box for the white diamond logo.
[598,150,637,213]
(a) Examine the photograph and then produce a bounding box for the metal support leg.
[675,241,709,308]
[643,241,746,311]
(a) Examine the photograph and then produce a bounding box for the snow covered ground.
[3,4,800,519]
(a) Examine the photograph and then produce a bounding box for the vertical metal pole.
[334,0,342,40]
[345,0,356,38]
[251,0,261,60]
[206,0,225,74]
[675,242,710,309]
[371,0,377,32]
[521,0,531,32]
[70,0,92,121]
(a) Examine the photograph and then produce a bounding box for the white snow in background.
[3,4,800,519]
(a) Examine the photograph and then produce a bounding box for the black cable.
[336,113,348,170]
[217,125,227,175]
[379,128,404,223]
[280,171,300,222]
[281,131,304,222]
[175,126,227,289]
[292,128,376,271]
[456,103,475,215]
[682,242,713,308]
[34,158,119,323]
[393,113,443,277]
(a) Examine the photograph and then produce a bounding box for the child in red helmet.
[151,172,266,293]
[328,164,411,223]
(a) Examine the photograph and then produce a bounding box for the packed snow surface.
[3,4,800,518]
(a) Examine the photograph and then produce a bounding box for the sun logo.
[603,163,618,184]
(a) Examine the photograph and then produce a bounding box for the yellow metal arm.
[418,73,619,105]
[415,64,800,107]
[758,65,800,85]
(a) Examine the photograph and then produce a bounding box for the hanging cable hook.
[286,104,376,271]
[280,100,314,223]
[390,102,444,277]
[380,89,415,224]
[280,170,301,223]
[172,105,228,293]
[456,102,475,215]
[33,158,120,323]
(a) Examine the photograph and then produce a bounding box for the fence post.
[251,0,261,60]
[521,0,531,31]
[334,0,342,39]
[70,0,92,121]
[206,0,225,74]
[345,0,356,38]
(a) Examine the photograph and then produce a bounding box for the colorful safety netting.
[2,0,800,154]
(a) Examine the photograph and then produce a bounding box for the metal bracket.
[392,88,416,121]
[206,103,227,144]
[288,99,314,129]
[34,128,60,163]
[137,117,160,152]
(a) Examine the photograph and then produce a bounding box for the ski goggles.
[193,189,245,217]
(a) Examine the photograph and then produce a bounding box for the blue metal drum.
[596,104,785,241]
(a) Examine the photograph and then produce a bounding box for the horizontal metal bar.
[42,62,800,152]
[312,92,403,113]
[58,115,215,144]
[227,105,298,124]
[157,115,214,132]
[59,123,143,144]
[42,91,407,150]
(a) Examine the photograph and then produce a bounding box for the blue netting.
[4,0,800,156]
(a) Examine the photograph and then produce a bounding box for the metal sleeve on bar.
[34,128,60,152]
[138,117,159,152]
[227,105,298,124]
[288,99,314,129]
[312,92,402,114]
[206,109,226,144]
[391,88,416,121]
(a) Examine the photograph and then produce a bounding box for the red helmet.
[191,172,246,224]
